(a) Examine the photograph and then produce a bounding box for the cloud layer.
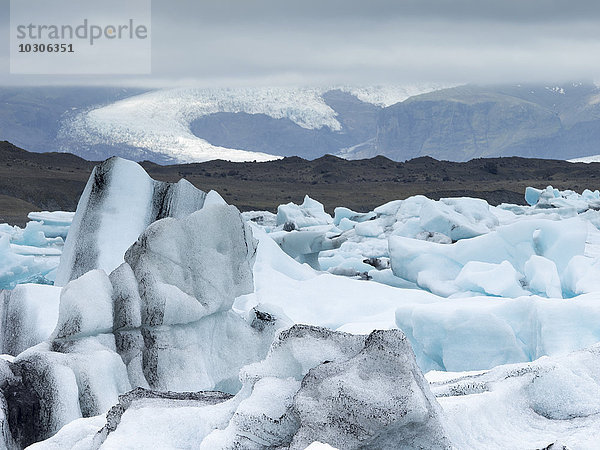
[1,0,600,86]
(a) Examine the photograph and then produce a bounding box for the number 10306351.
[18,43,74,53]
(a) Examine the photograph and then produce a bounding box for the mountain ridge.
[3,141,600,228]
[371,82,600,161]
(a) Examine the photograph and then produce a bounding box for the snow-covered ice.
[276,195,333,229]
[427,344,600,449]
[32,326,450,449]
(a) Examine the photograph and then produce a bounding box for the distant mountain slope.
[0,141,95,225]
[366,82,600,162]
[0,87,146,153]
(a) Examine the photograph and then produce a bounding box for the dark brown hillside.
[1,141,600,226]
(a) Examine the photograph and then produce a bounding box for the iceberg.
[263,194,500,281]
[55,157,209,286]
[0,204,284,448]
[395,292,600,372]
[389,217,588,297]
[0,213,73,289]
[276,195,334,229]
[26,211,73,240]
[203,325,450,449]
[33,326,451,450]
[270,228,346,270]
[241,225,600,374]
[0,234,59,289]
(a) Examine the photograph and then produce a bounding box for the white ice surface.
[428,345,600,449]
[304,443,339,450]
[0,283,61,355]
[101,400,235,449]
[26,415,105,450]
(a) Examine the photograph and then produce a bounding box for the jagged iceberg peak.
[55,157,210,286]
[270,196,345,270]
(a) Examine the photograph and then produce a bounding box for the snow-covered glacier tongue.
[58,87,338,164]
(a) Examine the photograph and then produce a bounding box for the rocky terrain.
[2,140,600,226]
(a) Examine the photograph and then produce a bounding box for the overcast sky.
[2,0,600,87]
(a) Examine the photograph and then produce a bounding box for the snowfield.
[1,158,600,448]
[338,84,451,107]
[569,154,600,163]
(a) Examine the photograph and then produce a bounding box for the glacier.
[2,158,600,448]
[57,85,444,164]
[58,87,344,164]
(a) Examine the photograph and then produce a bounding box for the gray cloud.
[1,0,600,86]
[151,0,600,24]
